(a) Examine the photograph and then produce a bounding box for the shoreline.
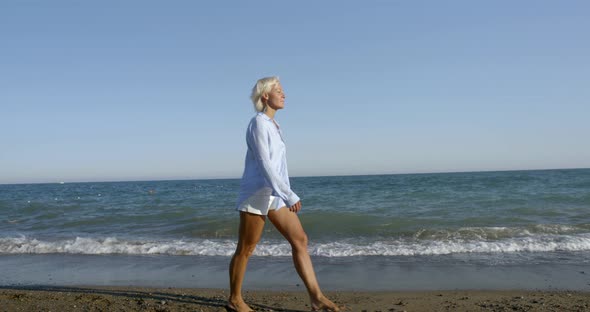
[3,254,590,291]
[1,285,589,311]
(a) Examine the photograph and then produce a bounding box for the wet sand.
[1,285,589,311]
[4,254,590,291]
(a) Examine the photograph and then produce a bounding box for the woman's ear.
[261,92,269,103]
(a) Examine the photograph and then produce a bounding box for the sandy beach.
[0,285,589,311]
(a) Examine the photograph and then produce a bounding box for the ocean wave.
[2,233,590,257]
[411,224,589,240]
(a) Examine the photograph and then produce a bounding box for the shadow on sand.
[0,285,309,312]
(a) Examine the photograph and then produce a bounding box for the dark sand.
[1,285,589,311]
[2,255,590,310]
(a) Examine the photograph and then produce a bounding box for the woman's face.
[264,83,286,110]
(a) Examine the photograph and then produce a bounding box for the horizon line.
[1,166,588,186]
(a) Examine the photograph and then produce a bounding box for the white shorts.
[237,189,287,216]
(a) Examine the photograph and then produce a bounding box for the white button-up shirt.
[236,112,300,208]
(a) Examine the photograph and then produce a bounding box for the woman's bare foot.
[311,295,340,311]
[227,297,254,312]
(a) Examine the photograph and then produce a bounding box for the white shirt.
[236,112,300,208]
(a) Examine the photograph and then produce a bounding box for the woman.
[228,77,340,312]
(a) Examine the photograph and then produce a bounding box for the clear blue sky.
[2,1,589,184]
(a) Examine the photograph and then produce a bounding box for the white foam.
[1,233,590,257]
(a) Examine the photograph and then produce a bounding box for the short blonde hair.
[250,76,280,112]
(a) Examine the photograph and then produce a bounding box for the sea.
[1,168,590,290]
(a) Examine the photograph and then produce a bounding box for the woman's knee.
[235,241,258,257]
[290,232,308,250]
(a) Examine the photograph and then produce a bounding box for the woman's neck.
[264,107,277,119]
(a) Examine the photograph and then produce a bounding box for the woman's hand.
[289,201,301,213]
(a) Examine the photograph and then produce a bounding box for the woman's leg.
[267,208,339,311]
[229,211,266,311]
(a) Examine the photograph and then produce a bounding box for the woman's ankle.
[229,293,245,302]
[309,292,326,302]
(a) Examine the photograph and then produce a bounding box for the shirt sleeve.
[247,119,300,207]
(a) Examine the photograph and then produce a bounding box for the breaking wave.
[2,231,590,257]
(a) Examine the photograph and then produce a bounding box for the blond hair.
[250,76,280,112]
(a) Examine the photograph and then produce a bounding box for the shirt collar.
[257,112,277,122]
[257,112,281,128]
[257,112,271,120]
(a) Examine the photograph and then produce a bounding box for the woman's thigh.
[237,211,266,246]
[267,207,306,244]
